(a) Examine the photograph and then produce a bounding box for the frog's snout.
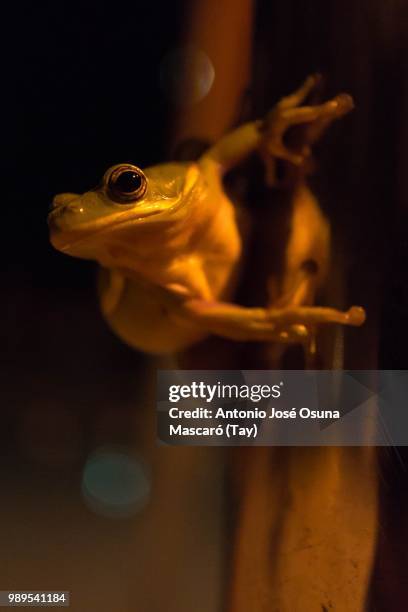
[49,193,84,222]
[48,193,85,235]
[51,192,80,210]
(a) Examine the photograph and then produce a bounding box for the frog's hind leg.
[266,263,321,367]
[267,260,318,309]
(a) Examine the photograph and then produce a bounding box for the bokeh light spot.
[159,46,215,107]
[81,447,150,519]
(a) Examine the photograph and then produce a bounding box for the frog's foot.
[276,323,309,343]
[275,73,322,111]
[268,323,318,367]
[259,92,354,175]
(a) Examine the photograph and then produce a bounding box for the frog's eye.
[107,165,147,203]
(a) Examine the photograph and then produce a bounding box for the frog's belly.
[102,277,206,354]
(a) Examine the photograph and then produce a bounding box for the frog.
[48,75,365,354]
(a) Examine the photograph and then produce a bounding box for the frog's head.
[48,162,200,260]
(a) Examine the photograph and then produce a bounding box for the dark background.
[2,0,408,610]
[2,2,191,610]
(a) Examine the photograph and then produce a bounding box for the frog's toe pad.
[347,306,366,326]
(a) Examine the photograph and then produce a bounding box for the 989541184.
[0,592,69,607]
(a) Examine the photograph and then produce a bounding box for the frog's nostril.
[52,193,80,208]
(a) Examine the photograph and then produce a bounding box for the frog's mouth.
[48,197,187,254]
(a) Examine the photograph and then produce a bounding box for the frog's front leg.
[173,299,365,343]
[199,76,321,174]
[200,76,353,179]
